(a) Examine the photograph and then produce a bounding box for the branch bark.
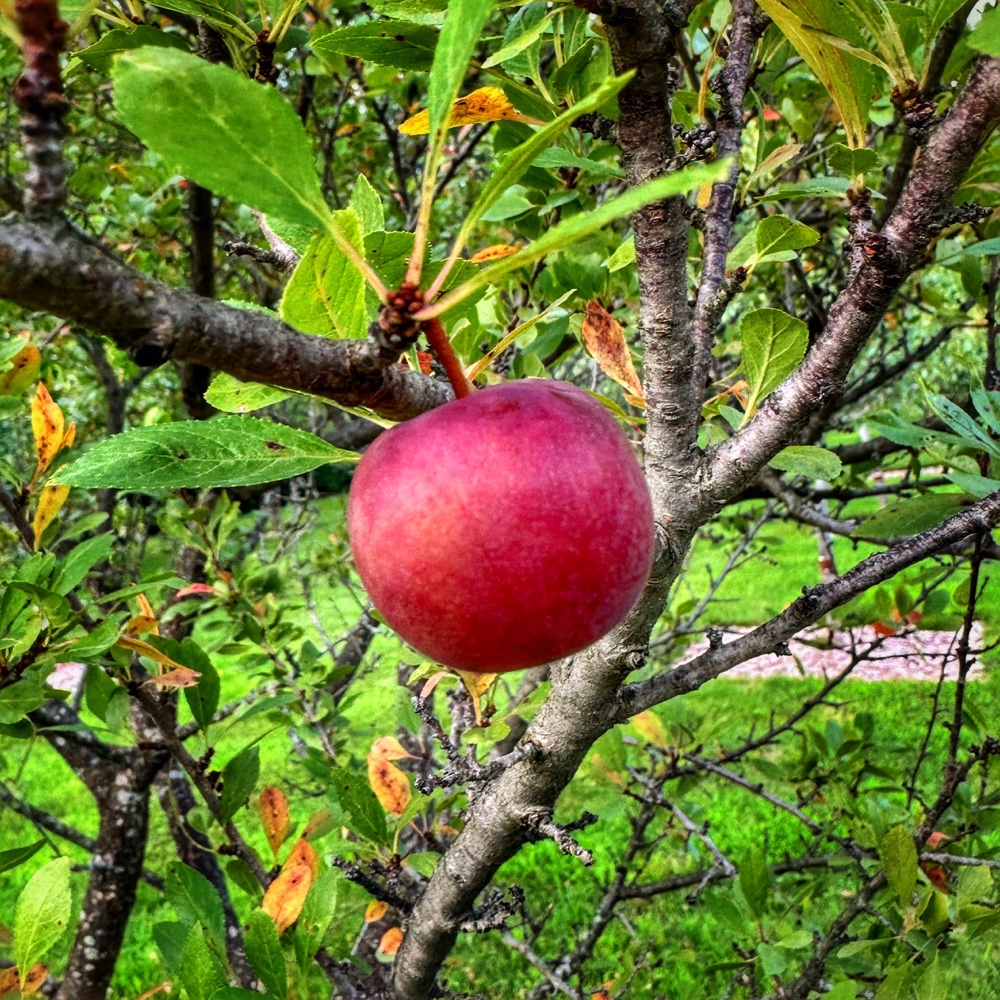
[0,217,451,422]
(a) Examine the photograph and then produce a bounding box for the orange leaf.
[0,963,48,996]
[370,736,413,762]
[144,666,203,689]
[378,926,404,958]
[175,583,217,598]
[284,837,320,880]
[455,670,497,727]
[32,483,69,549]
[419,670,451,700]
[368,749,411,816]
[399,86,545,136]
[872,621,897,637]
[116,635,190,671]
[921,864,951,893]
[262,862,313,934]
[580,301,644,403]
[416,350,434,375]
[127,615,159,636]
[60,422,76,451]
[469,244,521,263]
[631,710,669,749]
[31,382,65,481]
[0,343,41,395]
[135,983,172,1000]
[364,899,388,923]
[259,786,291,857]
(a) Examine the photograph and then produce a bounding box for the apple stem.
[423,317,473,399]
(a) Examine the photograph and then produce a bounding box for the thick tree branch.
[621,488,1000,716]
[703,57,1000,508]
[0,217,452,422]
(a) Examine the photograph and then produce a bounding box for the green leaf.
[67,616,124,660]
[178,923,228,1000]
[85,664,117,722]
[52,534,114,595]
[740,308,808,420]
[245,909,287,1000]
[531,146,624,177]
[53,416,358,490]
[75,26,188,73]
[219,744,260,823]
[969,4,1000,57]
[113,49,330,229]
[281,212,368,339]
[738,843,769,918]
[945,471,1000,498]
[204,374,291,414]
[15,856,72,984]
[311,20,439,70]
[853,494,966,540]
[328,767,389,846]
[181,639,221,732]
[155,921,191,973]
[0,840,45,874]
[166,861,227,949]
[828,143,878,177]
[914,950,945,1000]
[349,175,386,236]
[482,7,555,68]
[880,825,917,908]
[770,446,843,481]
[757,0,872,148]
[427,158,729,318]
[0,673,46,724]
[606,237,635,272]
[877,963,916,1000]
[426,0,494,147]
[297,868,339,959]
[753,215,820,261]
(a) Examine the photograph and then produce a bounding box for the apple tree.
[3,0,1000,998]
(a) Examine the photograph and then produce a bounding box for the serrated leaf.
[311,20,438,70]
[297,868,339,959]
[770,446,843,481]
[53,416,358,490]
[328,767,389,846]
[281,213,367,339]
[113,49,330,229]
[52,534,114,595]
[75,25,188,72]
[740,308,808,420]
[880,825,917,908]
[178,923,227,1000]
[204,374,291,414]
[14,857,72,986]
[165,862,226,949]
[0,672,46,724]
[181,638,220,732]
[219,745,260,823]
[244,909,287,1000]
[349,174,385,236]
[853,493,966,540]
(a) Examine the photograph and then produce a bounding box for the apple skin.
[346,379,655,672]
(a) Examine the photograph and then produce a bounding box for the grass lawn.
[2,497,999,997]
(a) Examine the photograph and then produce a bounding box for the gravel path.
[697,624,987,682]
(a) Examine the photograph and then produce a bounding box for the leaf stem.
[422,317,472,399]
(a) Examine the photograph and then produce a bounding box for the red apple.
[346,379,655,672]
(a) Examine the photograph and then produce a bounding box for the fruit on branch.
[347,380,654,672]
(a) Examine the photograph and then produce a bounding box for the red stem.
[422,317,472,399]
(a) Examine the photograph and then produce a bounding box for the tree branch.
[0,217,452,422]
[703,57,1000,508]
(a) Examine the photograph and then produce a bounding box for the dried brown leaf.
[580,301,644,403]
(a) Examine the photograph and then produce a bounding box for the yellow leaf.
[370,736,413,762]
[399,86,545,136]
[283,837,320,880]
[126,616,159,636]
[364,899,388,923]
[143,666,202,689]
[259,786,291,858]
[31,382,65,482]
[378,926,404,958]
[469,243,521,263]
[632,710,669,749]
[60,422,76,451]
[31,483,69,550]
[581,301,644,403]
[262,862,312,934]
[455,670,497,727]
[0,343,40,395]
